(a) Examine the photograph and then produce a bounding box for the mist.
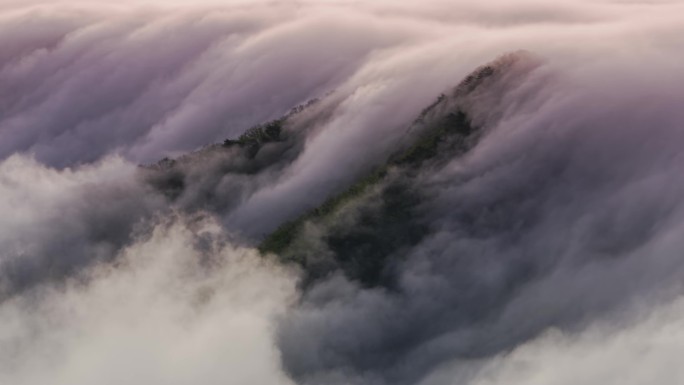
[1,0,684,384]
[0,214,298,385]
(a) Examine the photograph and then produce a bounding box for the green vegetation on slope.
[224,119,284,147]
[142,54,525,287]
[260,107,473,249]
[259,104,477,286]
[257,56,507,286]
[259,166,388,256]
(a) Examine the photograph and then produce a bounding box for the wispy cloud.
[1,1,684,384]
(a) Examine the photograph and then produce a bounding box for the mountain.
[144,51,540,289]
[260,52,540,287]
[141,98,321,213]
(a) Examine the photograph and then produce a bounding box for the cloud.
[6,0,679,168]
[0,214,299,385]
[0,155,165,297]
[0,2,427,167]
[273,46,684,384]
[2,1,684,385]
[457,295,684,385]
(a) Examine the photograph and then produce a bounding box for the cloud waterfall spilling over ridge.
[273,53,684,384]
[1,1,684,385]
[2,0,682,168]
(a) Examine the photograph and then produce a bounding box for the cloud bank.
[0,214,298,385]
[273,53,684,384]
[1,1,684,385]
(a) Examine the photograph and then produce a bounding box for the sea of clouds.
[1,0,684,384]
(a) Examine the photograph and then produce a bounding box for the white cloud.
[2,1,684,384]
[0,214,298,385]
[464,296,684,385]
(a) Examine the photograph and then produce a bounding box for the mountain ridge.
[142,51,540,288]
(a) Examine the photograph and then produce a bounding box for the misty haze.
[1,1,684,384]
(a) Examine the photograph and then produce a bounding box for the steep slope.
[141,98,321,214]
[260,52,540,287]
[140,51,540,291]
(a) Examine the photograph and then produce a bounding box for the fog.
[1,0,684,384]
[0,214,298,385]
